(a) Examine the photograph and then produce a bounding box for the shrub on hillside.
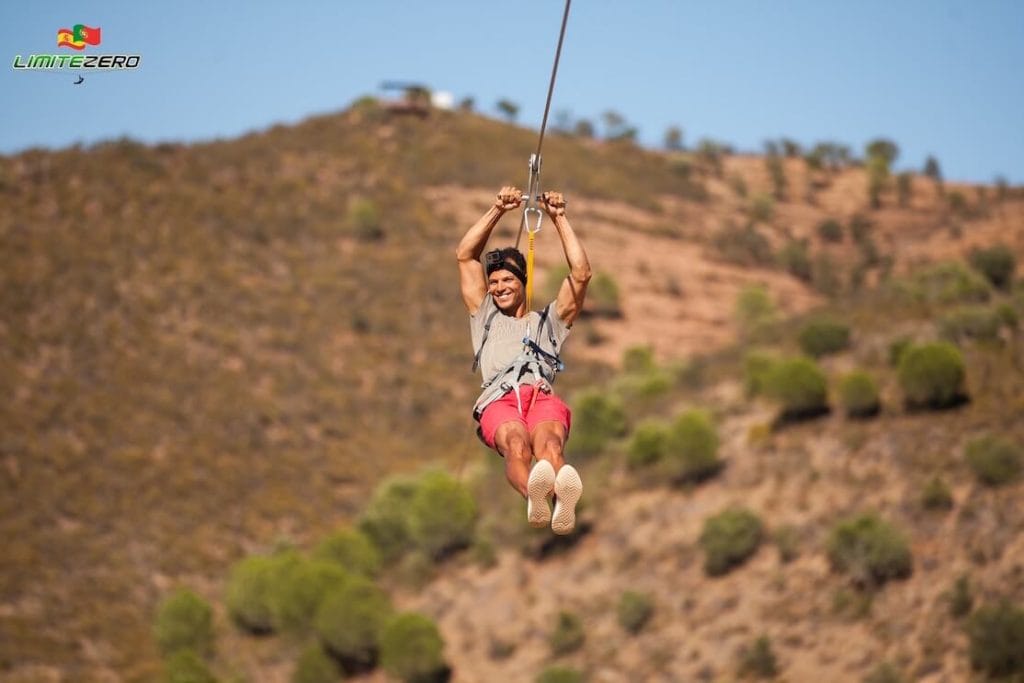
[155,589,214,657]
[587,272,622,318]
[798,319,851,357]
[664,409,721,483]
[314,576,393,671]
[736,635,779,679]
[617,590,655,635]
[920,476,954,511]
[293,645,339,683]
[699,507,763,576]
[567,390,627,459]
[778,239,812,282]
[965,434,1022,486]
[550,611,586,656]
[313,528,381,577]
[969,243,1016,289]
[537,667,584,683]
[271,556,351,634]
[712,221,774,267]
[626,419,668,469]
[743,350,777,397]
[838,371,880,418]
[748,193,775,223]
[863,662,904,683]
[817,218,844,243]
[911,262,990,306]
[888,337,912,367]
[379,612,448,683]
[164,649,217,683]
[225,554,286,633]
[897,342,967,410]
[359,476,420,564]
[764,357,829,420]
[408,469,477,560]
[347,198,383,241]
[735,285,777,339]
[622,345,656,373]
[948,575,973,619]
[938,305,1003,344]
[967,602,1024,678]
[826,513,912,587]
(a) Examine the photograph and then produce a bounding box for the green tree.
[664,125,684,151]
[379,612,448,683]
[155,589,215,657]
[495,99,519,122]
[700,507,763,576]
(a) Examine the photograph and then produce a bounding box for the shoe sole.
[551,465,582,535]
[527,460,556,528]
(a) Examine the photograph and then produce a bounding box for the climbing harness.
[472,303,565,420]
[514,0,572,314]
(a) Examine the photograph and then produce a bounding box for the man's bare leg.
[531,421,582,535]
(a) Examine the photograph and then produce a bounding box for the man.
[455,186,591,535]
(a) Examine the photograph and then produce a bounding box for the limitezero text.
[12,54,141,69]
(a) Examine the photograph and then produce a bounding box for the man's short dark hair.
[484,247,527,285]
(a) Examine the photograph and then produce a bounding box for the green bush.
[735,285,777,337]
[736,635,778,679]
[537,666,584,683]
[938,305,1003,344]
[347,198,383,241]
[588,272,622,317]
[778,239,812,282]
[948,575,973,619]
[838,371,880,418]
[817,218,844,243]
[313,528,381,577]
[379,612,447,683]
[359,476,420,565]
[626,420,668,469]
[408,469,477,560]
[164,650,217,683]
[271,555,351,634]
[969,243,1016,289]
[748,193,775,223]
[888,337,912,367]
[549,611,586,656]
[567,390,628,459]
[897,342,967,410]
[314,576,393,670]
[764,357,829,420]
[155,589,214,657]
[967,602,1024,677]
[797,319,851,358]
[911,262,990,306]
[713,222,774,267]
[699,507,763,576]
[920,476,954,511]
[965,434,1022,486]
[225,554,285,633]
[292,645,339,683]
[617,591,655,635]
[664,409,721,483]
[743,350,777,397]
[622,345,656,373]
[863,662,904,683]
[826,513,912,587]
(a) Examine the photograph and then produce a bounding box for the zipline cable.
[515,0,572,313]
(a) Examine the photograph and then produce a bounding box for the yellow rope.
[526,230,536,312]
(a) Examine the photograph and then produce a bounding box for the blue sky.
[2,0,1022,184]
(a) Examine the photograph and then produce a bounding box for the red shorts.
[478,384,572,450]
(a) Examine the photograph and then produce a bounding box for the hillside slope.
[1,102,1022,682]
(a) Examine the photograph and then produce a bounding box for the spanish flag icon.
[57,24,102,50]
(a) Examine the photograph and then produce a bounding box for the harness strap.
[471,307,502,373]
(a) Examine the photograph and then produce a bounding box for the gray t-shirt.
[469,294,571,411]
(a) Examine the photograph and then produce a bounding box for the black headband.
[487,259,527,286]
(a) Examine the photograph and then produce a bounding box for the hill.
[1,101,1023,682]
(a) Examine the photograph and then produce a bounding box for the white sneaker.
[551,464,583,535]
[527,460,556,528]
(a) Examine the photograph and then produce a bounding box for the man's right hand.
[494,186,523,212]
